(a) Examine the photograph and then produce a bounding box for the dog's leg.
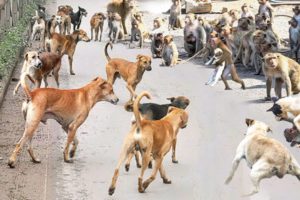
[13,81,21,95]
[159,163,172,184]
[91,27,94,41]
[43,74,49,88]
[99,25,103,42]
[27,136,41,163]
[68,54,75,75]
[225,146,244,184]
[95,27,99,41]
[124,149,141,171]
[138,148,152,193]
[53,66,60,88]
[171,138,178,163]
[288,156,300,180]
[109,136,135,196]
[126,83,137,101]
[69,136,79,158]
[142,155,163,192]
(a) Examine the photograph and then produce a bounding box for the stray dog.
[14,51,63,95]
[205,48,225,86]
[49,29,90,75]
[124,95,190,171]
[70,6,88,31]
[225,118,300,196]
[161,35,179,67]
[104,42,152,101]
[108,91,189,195]
[31,16,46,43]
[267,95,300,147]
[8,76,119,168]
[90,12,106,41]
[108,12,124,43]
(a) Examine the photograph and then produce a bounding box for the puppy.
[90,12,106,41]
[205,48,225,86]
[104,42,152,101]
[108,12,124,43]
[14,51,63,95]
[161,35,179,67]
[8,76,119,168]
[289,17,300,61]
[108,91,189,195]
[225,118,300,196]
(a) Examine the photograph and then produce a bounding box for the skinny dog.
[104,42,152,101]
[225,119,300,196]
[8,76,119,168]
[108,91,188,195]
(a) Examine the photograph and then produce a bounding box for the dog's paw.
[136,163,141,168]
[224,177,232,185]
[225,87,232,90]
[172,159,178,164]
[64,158,74,163]
[125,164,130,172]
[69,150,76,158]
[31,158,41,164]
[264,96,272,101]
[8,160,16,168]
[108,186,115,196]
[163,178,172,184]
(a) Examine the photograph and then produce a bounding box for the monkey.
[161,35,179,66]
[108,12,124,43]
[209,31,246,90]
[90,12,106,42]
[183,13,206,57]
[289,17,300,62]
[107,0,136,35]
[169,0,183,30]
[151,33,164,58]
[263,53,300,101]
[130,13,149,48]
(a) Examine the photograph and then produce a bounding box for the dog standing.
[8,76,119,168]
[49,29,90,75]
[90,12,106,41]
[108,12,124,43]
[14,51,63,95]
[104,42,152,101]
[70,6,87,31]
[108,91,189,195]
[225,118,300,196]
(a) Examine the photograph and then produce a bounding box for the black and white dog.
[70,6,87,31]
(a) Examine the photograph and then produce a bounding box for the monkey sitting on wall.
[263,53,300,101]
[184,13,206,57]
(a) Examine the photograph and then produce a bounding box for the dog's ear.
[136,54,144,60]
[245,118,254,127]
[167,97,175,102]
[93,77,99,81]
[24,53,29,61]
[267,104,275,112]
[267,127,272,133]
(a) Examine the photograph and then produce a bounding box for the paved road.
[2,0,300,199]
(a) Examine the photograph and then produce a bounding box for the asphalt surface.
[0,0,299,200]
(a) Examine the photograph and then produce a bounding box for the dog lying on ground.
[124,95,190,170]
[205,48,225,86]
[267,95,300,147]
[14,51,63,95]
[104,42,152,101]
[225,118,300,196]
[8,76,119,168]
[108,91,189,195]
[49,29,90,75]
[90,12,106,41]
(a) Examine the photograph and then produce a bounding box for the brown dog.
[108,91,189,195]
[90,12,106,41]
[8,76,119,168]
[104,42,152,101]
[14,51,63,95]
[49,29,90,75]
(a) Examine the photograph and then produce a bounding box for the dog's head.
[58,5,73,15]
[92,77,119,105]
[267,99,291,121]
[136,55,152,71]
[79,6,87,17]
[111,12,122,21]
[55,15,62,25]
[245,118,272,136]
[168,107,189,129]
[124,0,136,9]
[24,51,42,69]
[95,12,106,22]
[167,96,190,109]
[38,4,46,12]
[74,29,90,42]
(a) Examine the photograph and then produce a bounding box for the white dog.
[205,48,225,86]
[225,118,300,196]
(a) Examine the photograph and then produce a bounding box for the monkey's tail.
[180,46,209,65]
[133,91,151,133]
[20,74,34,100]
[104,42,113,61]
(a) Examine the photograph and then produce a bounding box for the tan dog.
[90,12,106,41]
[108,91,189,195]
[161,35,179,66]
[14,51,63,95]
[225,119,300,196]
[104,42,152,101]
[57,5,73,35]
[8,76,119,168]
[49,29,90,75]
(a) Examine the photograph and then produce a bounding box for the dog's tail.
[104,42,113,61]
[133,91,151,132]
[20,74,34,100]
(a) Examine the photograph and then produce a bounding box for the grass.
[0,2,36,80]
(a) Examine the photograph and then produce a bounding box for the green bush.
[0,2,36,80]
